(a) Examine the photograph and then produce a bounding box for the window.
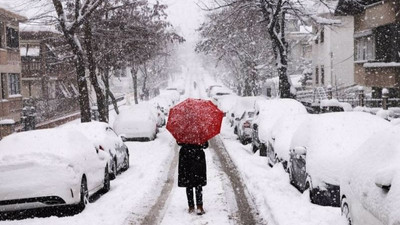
[315,67,319,85]
[320,28,324,43]
[0,22,3,48]
[8,73,20,95]
[1,73,6,99]
[6,27,19,48]
[355,35,375,61]
[321,65,325,85]
[375,23,400,62]
[48,81,56,99]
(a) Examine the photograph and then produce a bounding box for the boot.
[188,206,195,214]
[196,204,205,215]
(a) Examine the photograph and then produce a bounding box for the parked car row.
[214,92,398,225]
[0,122,129,214]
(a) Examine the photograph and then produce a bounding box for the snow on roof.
[290,112,390,187]
[364,62,400,68]
[0,119,15,125]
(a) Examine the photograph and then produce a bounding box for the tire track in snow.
[124,144,179,225]
[210,137,267,225]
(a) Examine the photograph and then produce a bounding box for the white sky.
[163,0,206,43]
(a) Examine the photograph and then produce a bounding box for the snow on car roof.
[63,121,121,153]
[230,96,264,116]
[0,128,95,164]
[271,114,313,162]
[255,99,307,142]
[290,112,390,186]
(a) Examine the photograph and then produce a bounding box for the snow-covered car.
[216,95,238,117]
[166,86,185,95]
[113,105,158,141]
[228,96,264,133]
[63,122,130,179]
[288,112,390,207]
[0,128,111,212]
[210,87,233,105]
[251,99,307,156]
[317,99,345,113]
[237,109,256,144]
[267,113,312,168]
[160,89,180,104]
[151,95,173,116]
[340,125,400,225]
[143,101,166,127]
[206,84,222,97]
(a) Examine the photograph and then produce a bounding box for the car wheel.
[341,200,352,225]
[122,151,130,171]
[259,143,267,157]
[252,144,258,154]
[103,166,111,193]
[306,182,317,203]
[110,159,117,180]
[77,176,89,211]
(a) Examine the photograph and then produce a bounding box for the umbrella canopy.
[167,98,224,145]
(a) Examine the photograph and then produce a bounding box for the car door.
[107,127,125,166]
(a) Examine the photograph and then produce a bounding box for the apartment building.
[0,7,26,138]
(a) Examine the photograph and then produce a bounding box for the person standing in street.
[178,141,208,215]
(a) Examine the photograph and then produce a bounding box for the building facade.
[20,31,80,124]
[0,7,26,138]
[348,0,399,98]
[311,13,355,90]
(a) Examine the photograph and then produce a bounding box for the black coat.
[178,143,208,187]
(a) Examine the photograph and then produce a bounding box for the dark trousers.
[186,186,203,207]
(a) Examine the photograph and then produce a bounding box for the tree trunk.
[75,51,92,122]
[84,20,108,122]
[102,68,119,115]
[131,66,139,104]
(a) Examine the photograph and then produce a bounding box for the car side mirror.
[119,135,127,142]
[375,182,391,192]
[293,146,307,155]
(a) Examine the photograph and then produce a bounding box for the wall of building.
[354,1,399,32]
[312,15,354,88]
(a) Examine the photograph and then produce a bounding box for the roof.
[335,0,382,15]
[1,0,58,32]
[0,7,27,22]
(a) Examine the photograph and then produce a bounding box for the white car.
[216,95,238,117]
[0,128,110,212]
[251,98,307,156]
[160,89,180,104]
[210,87,233,105]
[340,125,400,225]
[63,122,130,179]
[236,109,256,144]
[206,84,222,97]
[288,112,390,207]
[267,113,312,168]
[227,96,264,133]
[113,105,158,141]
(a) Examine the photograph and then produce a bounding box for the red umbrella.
[166,98,224,145]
